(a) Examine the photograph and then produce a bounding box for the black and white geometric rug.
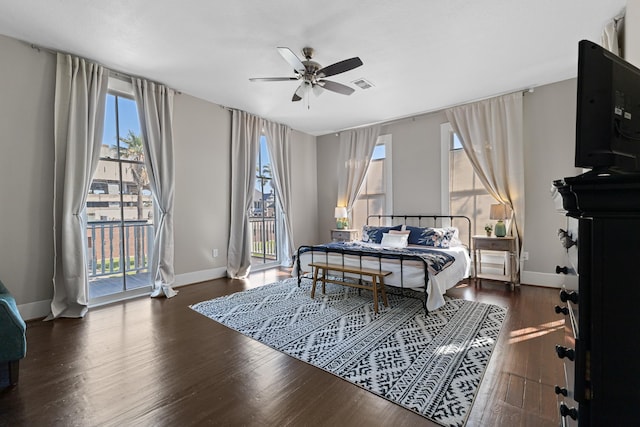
[190,278,506,427]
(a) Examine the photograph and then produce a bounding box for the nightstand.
[331,229,359,242]
[472,235,519,288]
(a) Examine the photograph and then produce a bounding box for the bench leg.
[311,266,319,298]
[321,269,327,295]
[380,278,389,308]
[371,276,379,313]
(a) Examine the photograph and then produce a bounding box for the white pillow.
[380,232,409,248]
[449,227,463,247]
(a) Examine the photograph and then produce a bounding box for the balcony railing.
[87,220,153,278]
[250,216,277,260]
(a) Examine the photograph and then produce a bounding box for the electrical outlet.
[213,248,219,258]
[521,251,529,261]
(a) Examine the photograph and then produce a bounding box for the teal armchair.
[0,280,26,386]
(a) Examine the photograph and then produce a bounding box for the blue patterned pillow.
[361,225,403,243]
[405,226,456,248]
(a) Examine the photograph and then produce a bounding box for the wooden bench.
[308,262,391,313]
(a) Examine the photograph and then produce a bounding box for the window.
[441,123,494,245]
[85,78,154,304]
[251,135,279,268]
[351,134,393,230]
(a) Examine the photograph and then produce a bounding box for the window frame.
[86,76,154,306]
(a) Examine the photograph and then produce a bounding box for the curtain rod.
[333,87,534,134]
[28,41,178,93]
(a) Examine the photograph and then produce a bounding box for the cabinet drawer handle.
[560,403,578,420]
[554,305,569,316]
[554,385,568,396]
[559,290,578,304]
[556,265,569,274]
[555,345,575,361]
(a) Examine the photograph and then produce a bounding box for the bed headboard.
[366,214,472,250]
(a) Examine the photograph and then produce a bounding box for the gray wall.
[628,0,640,67]
[0,29,586,318]
[0,34,319,317]
[384,113,447,214]
[0,35,56,309]
[317,79,581,287]
[172,95,231,278]
[522,80,582,280]
[289,130,319,248]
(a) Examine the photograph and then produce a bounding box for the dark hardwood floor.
[0,271,564,426]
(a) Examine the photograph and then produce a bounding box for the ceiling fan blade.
[249,77,299,82]
[277,47,306,73]
[317,57,363,78]
[292,82,309,102]
[318,80,355,96]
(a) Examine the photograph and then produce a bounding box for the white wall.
[317,80,581,288]
[0,34,319,318]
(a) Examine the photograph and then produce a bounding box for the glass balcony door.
[251,136,279,269]
[86,92,154,304]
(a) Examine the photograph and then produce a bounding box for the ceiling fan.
[249,47,363,102]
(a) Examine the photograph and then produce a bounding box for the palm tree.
[119,130,148,220]
[119,130,149,269]
[256,163,272,190]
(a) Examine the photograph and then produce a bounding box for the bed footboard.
[296,245,431,314]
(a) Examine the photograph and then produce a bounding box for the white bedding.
[295,242,471,311]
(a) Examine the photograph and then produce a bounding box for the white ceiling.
[0,0,626,135]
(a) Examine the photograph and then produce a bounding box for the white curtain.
[445,92,525,272]
[49,54,108,319]
[602,15,624,55]
[227,110,260,278]
[336,125,381,216]
[132,78,177,298]
[264,122,295,267]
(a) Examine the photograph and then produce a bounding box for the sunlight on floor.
[508,319,564,344]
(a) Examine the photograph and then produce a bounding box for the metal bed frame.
[295,214,472,314]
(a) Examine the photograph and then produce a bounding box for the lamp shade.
[334,207,348,218]
[490,203,511,220]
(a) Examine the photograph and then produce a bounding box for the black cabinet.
[553,174,640,426]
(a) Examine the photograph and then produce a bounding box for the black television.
[575,39,640,174]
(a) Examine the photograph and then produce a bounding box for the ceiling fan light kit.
[249,46,363,103]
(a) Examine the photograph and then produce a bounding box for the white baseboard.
[174,267,227,287]
[521,270,578,290]
[18,268,576,320]
[17,299,52,321]
[17,267,228,321]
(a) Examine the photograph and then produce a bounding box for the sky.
[258,135,273,194]
[103,94,141,150]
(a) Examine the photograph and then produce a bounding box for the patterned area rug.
[190,278,506,426]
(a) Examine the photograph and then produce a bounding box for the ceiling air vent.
[352,78,374,90]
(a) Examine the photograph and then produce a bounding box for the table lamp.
[334,207,348,229]
[490,203,511,237]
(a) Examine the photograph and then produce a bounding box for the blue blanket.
[298,241,455,275]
